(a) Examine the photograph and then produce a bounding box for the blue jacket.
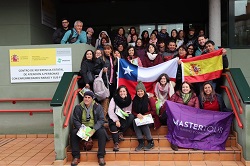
[61,28,87,44]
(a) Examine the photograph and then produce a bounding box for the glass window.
[234,0,250,46]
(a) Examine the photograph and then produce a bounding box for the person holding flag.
[169,81,199,151]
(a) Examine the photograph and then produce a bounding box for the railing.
[63,88,81,128]
[0,98,52,104]
[221,85,243,129]
[63,76,80,116]
[0,98,53,115]
[222,73,243,114]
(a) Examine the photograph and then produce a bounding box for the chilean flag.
[117,58,179,98]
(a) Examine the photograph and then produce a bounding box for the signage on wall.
[9,48,72,83]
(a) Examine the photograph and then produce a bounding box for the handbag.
[87,71,94,83]
[83,137,93,151]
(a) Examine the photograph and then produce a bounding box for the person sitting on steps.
[107,85,134,152]
[70,90,109,166]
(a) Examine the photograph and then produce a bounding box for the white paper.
[134,114,154,126]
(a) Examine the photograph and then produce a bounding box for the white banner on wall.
[9,48,72,83]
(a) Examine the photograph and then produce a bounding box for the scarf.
[147,52,158,60]
[154,82,174,105]
[181,92,192,105]
[80,101,95,120]
[203,94,216,103]
[113,92,132,109]
[132,93,149,115]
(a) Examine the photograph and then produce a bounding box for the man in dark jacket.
[52,18,70,44]
[70,90,108,166]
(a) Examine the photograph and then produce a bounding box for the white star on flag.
[123,66,133,76]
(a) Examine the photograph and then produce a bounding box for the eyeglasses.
[62,22,68,24]
[188,48,194,50]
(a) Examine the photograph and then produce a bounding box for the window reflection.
[235,0,250,46]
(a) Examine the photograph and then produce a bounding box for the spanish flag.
[181,49,223,83]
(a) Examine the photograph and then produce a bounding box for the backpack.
[93,69,110,101]
[67,29,79,44]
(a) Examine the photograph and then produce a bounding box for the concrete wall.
[0,0,54,46]
[0,43,94,134]
[224,49,250,85]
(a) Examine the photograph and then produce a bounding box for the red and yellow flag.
[181,49,223,83]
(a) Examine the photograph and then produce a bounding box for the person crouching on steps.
[70,90,109,166]
[107,85,134,151]
[132,81,161,151]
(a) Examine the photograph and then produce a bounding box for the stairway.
[66,125,242,164]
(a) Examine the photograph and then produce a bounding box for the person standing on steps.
[70,90,108,166]
[107,85,134,152]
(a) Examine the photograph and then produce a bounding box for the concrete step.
[66,126,241,163]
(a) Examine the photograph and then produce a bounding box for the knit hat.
[86,27,94,33]
[84,90,95,98]
[136,81,146,92]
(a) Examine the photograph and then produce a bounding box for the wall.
[0,43,94,134]
[227,49,250,85]
[0,0,54,46]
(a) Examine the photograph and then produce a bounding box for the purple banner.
[165,100,234,150]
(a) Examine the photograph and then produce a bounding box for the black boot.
[135,139,144,151]
[171,143,178,151]
[144,139,154,151]
[113,142,119,151]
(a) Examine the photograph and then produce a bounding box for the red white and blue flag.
[117,58,179,98]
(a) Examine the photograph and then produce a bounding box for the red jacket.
[170,91,200,108]
[142,54,163,67]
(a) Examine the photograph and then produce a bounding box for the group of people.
[54,19,231,166]
[71,73,230,166]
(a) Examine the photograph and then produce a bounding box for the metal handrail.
[222,73,243,114]
[0,98,52,103]
[221,86,243,129]
[0,109,53,116]
[63,76,80,116]
[0,98,53,115]
[63,88,81,128]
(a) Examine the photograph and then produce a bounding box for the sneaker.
[113,142,119,151]
[171,143,178,151]
[118,132,124,142]
[71,158,80,166]
[98,157,106,166]
[144,141,154,151]
[135,143,144,151]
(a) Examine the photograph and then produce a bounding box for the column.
[209,0,221,46]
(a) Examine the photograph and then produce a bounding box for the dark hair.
[205,40,215,46]
[129,27,137,34]
[117,27,126,36]
[61,17,68,22]
[178,44,188,52]
[156,73,170,83]
[200,81,216,102]
[82,50,95,62]
[197,34,207,39]
[181,81,194,93]
[146,43,159,54]
[116,85,129,94]
[126,45,138,59]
